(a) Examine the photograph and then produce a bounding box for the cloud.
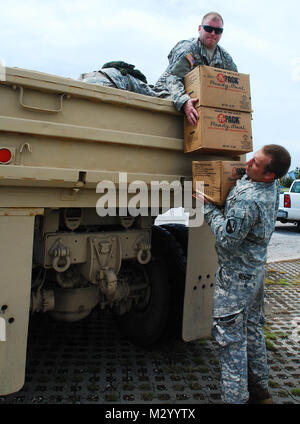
[1,0,299,167]
[291,58,300,82]
[226,24,272,56]
[1,1,200,82]
[1,1,191,46]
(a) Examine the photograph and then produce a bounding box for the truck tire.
[115,257,170,347]
[160,223,188,256]
[115,226,186,346]
[151,225,187,339]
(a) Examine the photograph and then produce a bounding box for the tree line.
[280,167,300,187]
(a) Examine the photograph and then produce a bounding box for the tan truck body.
[0,67,237,395]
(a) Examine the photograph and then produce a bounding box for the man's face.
[198,16,223,50]
[246,148,274,182]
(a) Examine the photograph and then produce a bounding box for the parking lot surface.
[1,259,299,406]
[268,223,300,262]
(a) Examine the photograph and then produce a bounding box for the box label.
[184,107,252,154]
[192,161,246,205]
[184,65,252,112]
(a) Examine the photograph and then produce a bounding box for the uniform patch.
[185,53,195,68]
[226,219,237,234]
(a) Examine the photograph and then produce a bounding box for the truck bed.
[0,67,236,208]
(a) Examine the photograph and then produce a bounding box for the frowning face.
[198,16,223,50]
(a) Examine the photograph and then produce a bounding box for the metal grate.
[1,261,299,404]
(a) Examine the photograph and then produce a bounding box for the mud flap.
[182,222,218,341]
[0,210,42,395]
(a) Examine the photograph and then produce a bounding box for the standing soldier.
[153,12,237,125]
[194,145,291,404]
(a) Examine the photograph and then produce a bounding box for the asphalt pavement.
[267,222,300,263]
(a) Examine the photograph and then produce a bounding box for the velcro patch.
[185,53,195,68]
[226,218,237,234]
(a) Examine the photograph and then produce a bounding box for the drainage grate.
[266,260,300,284]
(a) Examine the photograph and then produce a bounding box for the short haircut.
[263,144,291,179]
[202,12,224,25]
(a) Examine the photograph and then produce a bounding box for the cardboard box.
[184,65,252,112]
[184,106,253,154]
[193,161,247,206]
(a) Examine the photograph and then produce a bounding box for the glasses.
[202,25,223,35]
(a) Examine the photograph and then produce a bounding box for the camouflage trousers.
[212,267,269,404]
[78,71,157,97]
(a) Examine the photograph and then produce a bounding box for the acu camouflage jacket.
[203,175,280,274]
[153,37,237,111]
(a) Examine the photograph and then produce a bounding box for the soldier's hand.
[192,192,209,204]
[184,98,199,126]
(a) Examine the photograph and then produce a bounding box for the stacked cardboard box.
[184,107,252,155]
[184,65,253,204]
[184,65,252,155]
[192,160,247,206]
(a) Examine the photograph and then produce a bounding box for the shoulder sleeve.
[204,199,259,252]
[168,40,196,77]
[164,73,190,111]
[164,39,197,110]
[219,46,238,72]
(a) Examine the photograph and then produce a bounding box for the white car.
[277,180,300,231]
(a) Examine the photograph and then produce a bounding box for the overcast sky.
[1,0,299,170]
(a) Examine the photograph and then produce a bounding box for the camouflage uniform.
[78,68,156,97]
[203,175,280,403]
[153,37,237,111]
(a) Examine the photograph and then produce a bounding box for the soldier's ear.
[262,172,276,182]
[198,25,202,33]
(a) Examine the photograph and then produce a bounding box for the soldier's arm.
[226,56,238,72]
[166,74,199,124]
[203,200,259,253]
[165,45,196,111]
[164,72,191,111]
[221,48,238,72]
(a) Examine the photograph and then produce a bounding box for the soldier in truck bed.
[79,61,157,97]
[153,11,237,125]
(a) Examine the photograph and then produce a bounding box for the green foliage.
[294,167,300,178]
[280,176,294,188]
[140,392,154,401]
[291,388,300,397]
[280,167,300,187]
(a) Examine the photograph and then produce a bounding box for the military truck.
[0,67,225,396]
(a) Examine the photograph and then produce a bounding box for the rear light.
[0,147,14,164]
[284,194,291,208]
